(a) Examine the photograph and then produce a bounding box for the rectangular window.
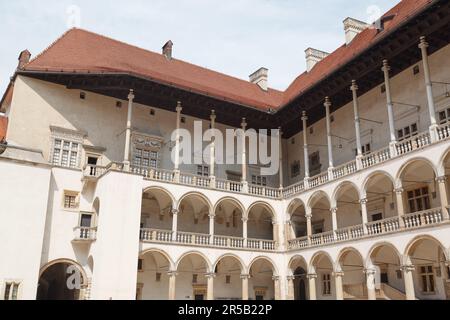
[192,274,198,284]
[322,274,331,295]
[52,139,79,168]
[156,273,162,282]
[3,282,20,300]
[438,108,450,125]
[63,192,79,210]
[133,148,158,169]
[407,187,431,213]
[226,275,231,284]
[197,165,209,177]
[251,175,267,187]
[309,152,321,176]
[80,214,92,228]
[356,144,372,156]
[420,266,435,293]
[397,123,418,142]
[291,161,300,178]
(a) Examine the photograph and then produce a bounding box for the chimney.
[162,40,173,60]
[249,67,268,91]
[17,50,31,69]
[343,17,369,45]
[305,48,329,73]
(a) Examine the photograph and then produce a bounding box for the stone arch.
[404,234,449,263]
[309,251,335,274]
[395,157,438,187]
[213,254,246,274]
[248,256,279,276]
[140,248,175,271]
[332,181,361,205]
[288,255,308,275]
[177,192,213,212]
[362,170,395,196]
[175,251,212,273]
[307,190,331,209]
[214,197,245,237]
[337,247,364,268]
[39,258,87,285]
[143,186,176,208]
[246,201,276,221]
[365,241,402,269]
[437,146,450,177]
[287,199,306,217]
[213,197,246,216]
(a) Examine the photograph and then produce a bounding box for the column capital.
[208,213,216,219]
[210,109,216,122]
[241,118,247,130]
[241,217,249,223]
[394,188,404,195]
[444,261,450,268]
[301,111,308,122]
[305,213,312,220]
[400,265,415,273]
[240,274,251,280]
[330,207,338,214]
[167,271,178,277]
[306,273,317,280]
[271,220,278,226]
[382,59,391,72]
[350,80,359,92]
[171,209,179,216]
[205,273,216,279]
[436,176,447,183]
[332,271,345,278]
[360,198,369,205]
[324,96,332,108]
[176,101,183,113]
[418,36,429,49]
[364,268,377,276]
[272,276,280,282]
[285,220,292,226]
[287,275,296,281]
[128,89,135,101]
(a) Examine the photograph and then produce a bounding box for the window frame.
[407,187,431,213]
[419,265,436,294]
[63,191,80,211]
[2,281,21,301]
[322,273,332,296]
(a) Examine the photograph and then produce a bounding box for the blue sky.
[0,0,399,94]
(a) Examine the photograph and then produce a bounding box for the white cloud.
[0,0,399,94]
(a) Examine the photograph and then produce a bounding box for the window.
[413,65,420,75]
[381,84,386,93]
[438,107,450,125]
[80,214,92,228]
[420,265,435,293]
[192,274,198,284]
[322,274,331,295]
[3,282,20,300]
[156,273,162,282]
[80,92,86,100]
[63,191,79,210]
[371,213,383,222]
[407,187,431,213]
[291,161,300,178]
[150,109,156,116]
[133,149,159,169]
[52,139,80,168]
[116,101,122,108]
[309,152,321,176]
[251,175,267,186]
[181,117,186,124]
[226,275,231,284]
[397,123,418,142]
[355,143,371,156]
[197,165,209,177]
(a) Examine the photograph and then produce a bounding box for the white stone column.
[273,276,281,300]
[382,60,397,156]
[365,268,377,300]
[241,118,249,193]
[278,127,283,189]
[302,111,310,188]
[333,272,344,300]
[351,80,363,170]
[242,217,248,247]
[307,273,317,300]
[172,209,179,239]
[419,36,438,141]
[324,97,334,179]
[209,110,216,188]
[123,89,135,171]
[360,198,369,234]
[395,188,406,227]
[209,213,215,237]
[331,207,338,233]
[168,271,177,300]
[272,221,280,249]
[287,276,295,300]
[437,176,449,220]
[306,206,313,245]
[173,102,183,182]
[206,273,215,300]
[241,274,250,300]
[401,265,416,300]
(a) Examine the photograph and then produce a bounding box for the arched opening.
[37,261,85,300]
[141,188,174,231]
[334,183,362,229]
[213,255,244,300]
[178,194,211,235]
[308,192,332,236]
[176,253,210,300]
[442,150,450,204]
[364,172,396,224]
[247,203,274,240]
[398,159,439,215]
[338,249,366,300]
[214,199,244,238]
[136,250,172,300]
[310,253,335,300]
[248,258,276,300]
[368,243,404,300]
[288,199,307,239]
[289,256,308,300]
[405,237,449,300]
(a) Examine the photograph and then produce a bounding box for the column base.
[173,170,180,183]
[356,155,363,170]
[389,141,398,158]
[429,124,439,142]
[327,167,334,181]
[242,181,249,193]
[209,176,216,189]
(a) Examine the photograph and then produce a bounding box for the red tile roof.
[0,116,7,141]
[21,0,432,111]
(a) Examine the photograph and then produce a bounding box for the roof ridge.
[69,28,283,94]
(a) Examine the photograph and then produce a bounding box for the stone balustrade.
[73,227,97,242]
